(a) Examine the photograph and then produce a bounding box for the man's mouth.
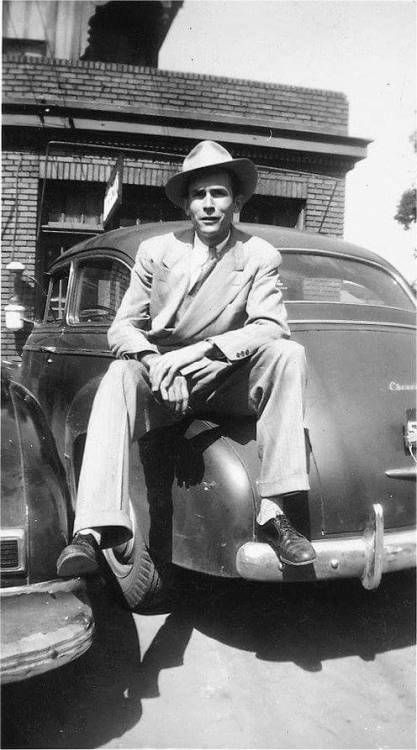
[200,217,220,224]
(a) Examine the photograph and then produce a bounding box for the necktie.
[189,246,217,294]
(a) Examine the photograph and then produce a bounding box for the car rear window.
[72,258,130,323]
[279,253,414,310]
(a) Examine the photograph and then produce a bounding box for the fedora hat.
[165,140,258,207]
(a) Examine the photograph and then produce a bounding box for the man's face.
[185,171,242,245]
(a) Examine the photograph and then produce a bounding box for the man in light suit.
[57,140,316,577]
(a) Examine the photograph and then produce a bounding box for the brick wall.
[2,150,39,360]
[3,55,349,134]
[306,175,345,234]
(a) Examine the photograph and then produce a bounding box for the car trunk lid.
[294,324,416,535]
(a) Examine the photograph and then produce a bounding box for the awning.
[39,156,307,199]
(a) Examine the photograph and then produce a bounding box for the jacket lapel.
[150,230,193,332]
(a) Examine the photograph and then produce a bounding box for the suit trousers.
[73,338,310,546]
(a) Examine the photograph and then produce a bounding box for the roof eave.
[3,97,371,162]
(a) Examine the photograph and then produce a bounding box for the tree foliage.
[394,187,416,230]
[394,132,416,231]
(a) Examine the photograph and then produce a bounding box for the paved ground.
[2,569,415,749]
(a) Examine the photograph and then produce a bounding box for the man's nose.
[202,193,215,210]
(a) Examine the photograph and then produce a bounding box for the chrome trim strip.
[28,348,113,357]
[236,523,416,588]
[286,300,415,311]
[0,577,87,597]
[385,467,416,480]
[287,319,416,330]
[0,529,26,574]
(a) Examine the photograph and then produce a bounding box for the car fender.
[171,419,257,576]
[1,371,71,584]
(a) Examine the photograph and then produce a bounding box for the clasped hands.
[141,341,214,416]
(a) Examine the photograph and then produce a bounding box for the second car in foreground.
[1,365,94,683]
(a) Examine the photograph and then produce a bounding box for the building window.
[43,181,104,232]
[119,185,183,226]
[2,37,47,57]
[41,181,183,234]
[241,195,306,229]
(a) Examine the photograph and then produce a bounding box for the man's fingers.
[158,375,189,415]
[174,380,185,415]
[150,360,176,391]
[148,346,207,390]
[170,376,189,416]
[178,375,189,414]
[159,382,169,403]
[149,363,167,392]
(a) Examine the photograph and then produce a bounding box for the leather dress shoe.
[56,533,100,577]
[260,514,316,566]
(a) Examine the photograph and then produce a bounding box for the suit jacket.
[108,225,290,362]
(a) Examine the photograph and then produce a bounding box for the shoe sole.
[279,554,317,567]
[57,554,99,578]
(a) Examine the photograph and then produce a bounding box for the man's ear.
[183,199,190,217]
[233,195,244,213]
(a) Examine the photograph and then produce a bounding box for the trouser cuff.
[73,510,133,548]
[257,475,310,497]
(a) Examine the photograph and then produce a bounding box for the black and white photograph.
[1,1,416,748]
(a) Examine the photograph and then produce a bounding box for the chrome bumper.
[236,504,416,590]
[1,578,94,684]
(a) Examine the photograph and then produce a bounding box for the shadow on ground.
[2,569,415,748]
[186,568,416,671]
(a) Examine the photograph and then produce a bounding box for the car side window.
[45,267,70,323]
[73,258,130,324]
[280,253,414,311]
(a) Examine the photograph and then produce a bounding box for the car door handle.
[40,346,57,354]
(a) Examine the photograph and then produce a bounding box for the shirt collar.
[193,230,231,256]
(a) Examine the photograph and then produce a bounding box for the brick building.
[2,0,369,360]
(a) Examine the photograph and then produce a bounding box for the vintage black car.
[0,364,94,683]
[19,222,416,610]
